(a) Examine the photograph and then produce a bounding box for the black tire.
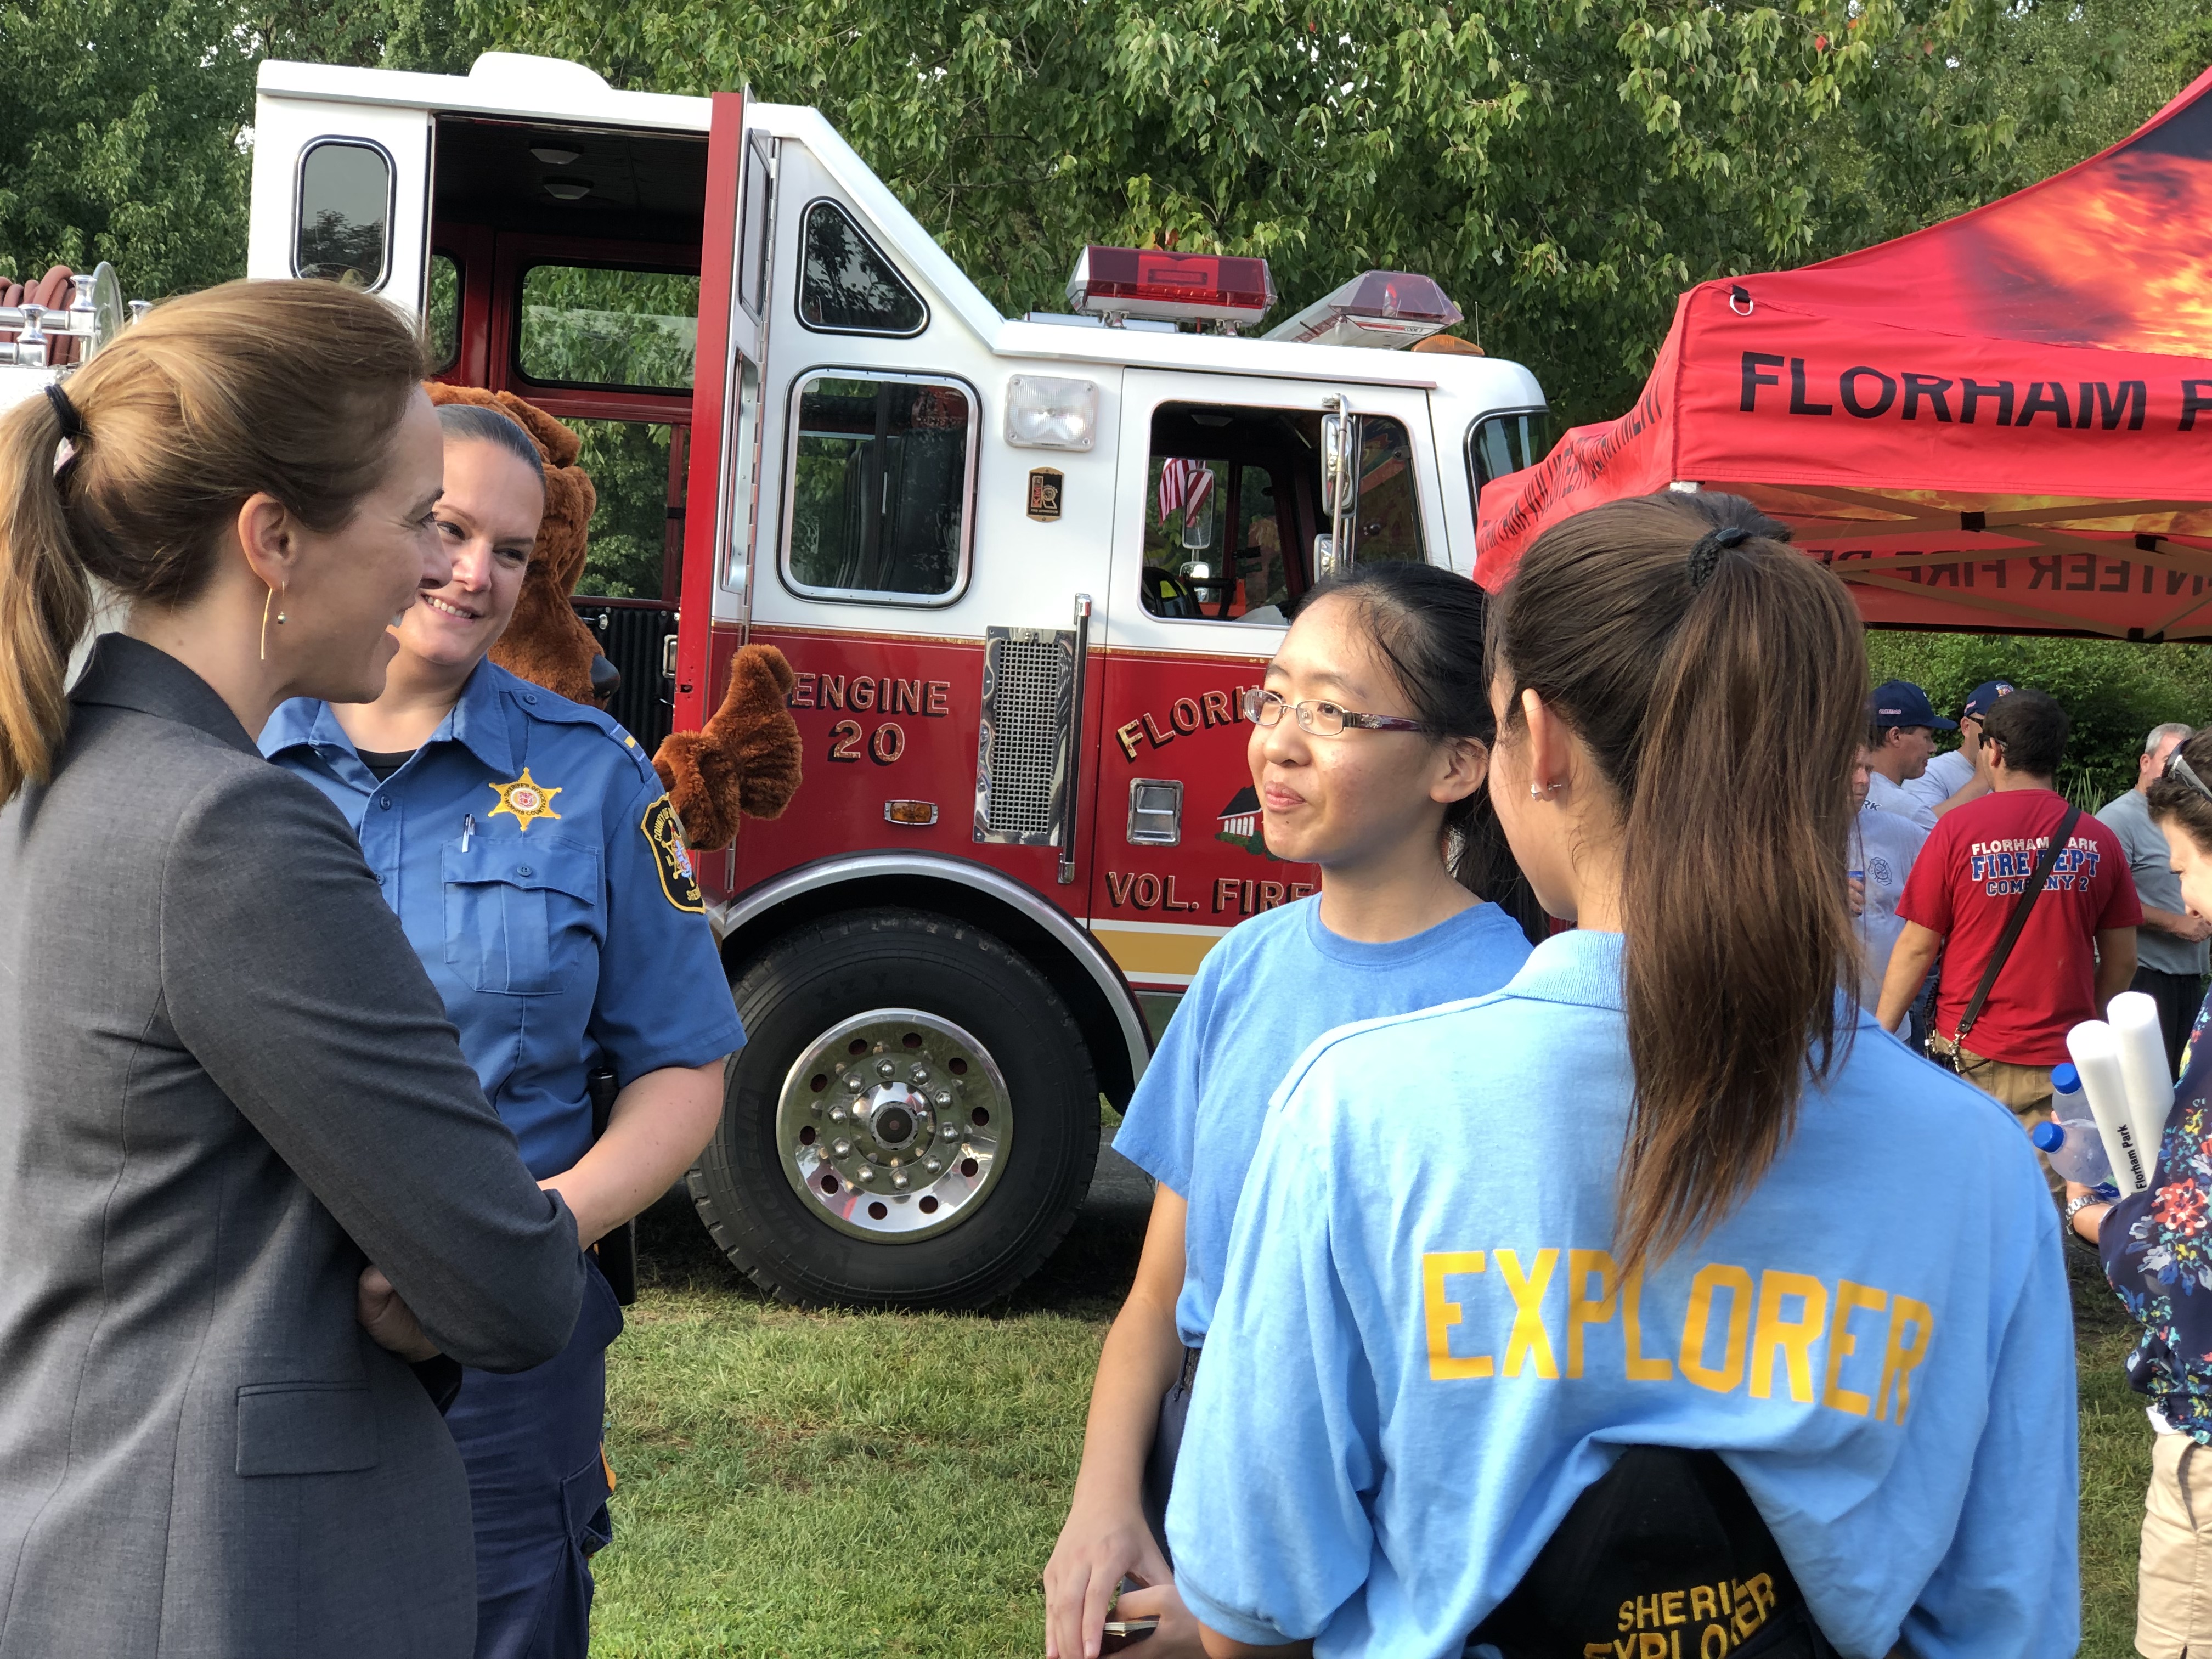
[691,907,1101,1308]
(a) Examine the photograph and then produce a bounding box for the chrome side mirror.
[1319,413,1345,516]
[1320,406,1359,568]
[1178,464,1216,550]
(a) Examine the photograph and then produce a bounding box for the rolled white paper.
[2067,1020,2152,1193]
[2109,990,2176,1166]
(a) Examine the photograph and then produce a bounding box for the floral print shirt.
[2102,987,2212,1441]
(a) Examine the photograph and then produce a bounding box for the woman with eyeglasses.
[1042,563,1538,1659]
[2073,729,2212,1659]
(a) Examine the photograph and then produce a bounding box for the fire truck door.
[1091,371,1451,990]
[246,100,430,309]
[706,114,777,643]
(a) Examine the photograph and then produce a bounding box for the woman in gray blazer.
[0,280,586,1659]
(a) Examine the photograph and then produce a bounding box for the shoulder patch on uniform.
[642,794,704,912]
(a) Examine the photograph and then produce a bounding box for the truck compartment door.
[247,97,431,309]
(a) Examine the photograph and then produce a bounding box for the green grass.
[2075,1243,2155,1658]
[591,1195,1143,1657]
[595,1201,2157,1656]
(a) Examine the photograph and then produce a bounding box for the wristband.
[2063,1192,2108,1246]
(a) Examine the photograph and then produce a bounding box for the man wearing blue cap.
[1904,680,2013,820]
[1863,679,1955,832]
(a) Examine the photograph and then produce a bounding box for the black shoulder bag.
[1469,1446,1837,1658]
[1932,803,2081,1073]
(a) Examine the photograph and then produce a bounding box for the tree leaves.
[2,0,2201,429]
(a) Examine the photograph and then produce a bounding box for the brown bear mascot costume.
[425,383,802,849]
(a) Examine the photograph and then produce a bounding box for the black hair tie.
[43,382,84,444]
[1686,525,1750,589]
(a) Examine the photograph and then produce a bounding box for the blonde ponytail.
[0,279,428,808]
[0,391,93,800]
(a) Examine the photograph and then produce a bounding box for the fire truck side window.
[1142,404,1314,624]
[1467,409,1550,516]
[427,255,459,374]
[1345,417,1425,566]
[1235,466,1293,615]
[294,140,392,290]
[786,374,973,601]
[569,420,679,600]
[798,201,927,337]
[517,266,699,392]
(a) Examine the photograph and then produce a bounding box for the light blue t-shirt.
[1115,896,1532,1347]
[1169,929,2077,1659]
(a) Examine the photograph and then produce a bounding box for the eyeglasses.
[2167,747,2212,806]
[1241,687,1434,737]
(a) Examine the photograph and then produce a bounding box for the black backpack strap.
[1952,803,2083,1049]
[1469,1447,1836,1659]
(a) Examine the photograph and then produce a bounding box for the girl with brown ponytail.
[1156,496,2079,1659]
[0,282,585,1659]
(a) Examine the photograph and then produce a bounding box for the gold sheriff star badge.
[487,768,563,832]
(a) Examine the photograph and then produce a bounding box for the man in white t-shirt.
[2098,721,2209,1073]
[1852,746,1928,1023]
[1903,679,2013,821]
[1864,680,1953,832]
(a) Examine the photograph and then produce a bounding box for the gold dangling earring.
[259,586,289,662]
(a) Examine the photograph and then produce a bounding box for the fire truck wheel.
[691,907,1102,1309]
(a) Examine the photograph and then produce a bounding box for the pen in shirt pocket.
[461,812,475,851]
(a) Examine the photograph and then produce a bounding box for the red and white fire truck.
[28,51,1554,1306]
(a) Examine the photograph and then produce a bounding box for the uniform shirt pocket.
[442,836,603,996]
[235,1382,378,1477]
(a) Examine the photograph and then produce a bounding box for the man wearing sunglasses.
[2101,723,2209,1074]
[1903,680,2012,821]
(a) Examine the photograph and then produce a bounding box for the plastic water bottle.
[2032,1063,2120,1198]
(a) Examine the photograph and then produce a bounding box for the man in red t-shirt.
[1879,690,2140,1188]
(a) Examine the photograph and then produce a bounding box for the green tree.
[0,0,257,297]
[7,0,2204,424]
[455,0,2203,426]
[0,0,462,300]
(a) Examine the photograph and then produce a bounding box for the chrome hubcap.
[776,1008,1011,1241]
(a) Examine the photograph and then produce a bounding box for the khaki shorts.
[1927,1034,2059,1197]
[2140,1433,2212,1658]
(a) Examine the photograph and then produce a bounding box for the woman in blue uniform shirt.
[263,403,744,1658]
[1167,499,2078,1657]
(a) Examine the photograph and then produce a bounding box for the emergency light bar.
[1065,247,1274,327]
[1262,270,1462,349]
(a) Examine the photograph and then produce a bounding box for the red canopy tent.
[1475,65,2212,639]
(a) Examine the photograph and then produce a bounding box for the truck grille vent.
[974,627,1074,845]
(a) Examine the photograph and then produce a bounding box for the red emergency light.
[1262,270,1462,349]
[1065,246,1275,326]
